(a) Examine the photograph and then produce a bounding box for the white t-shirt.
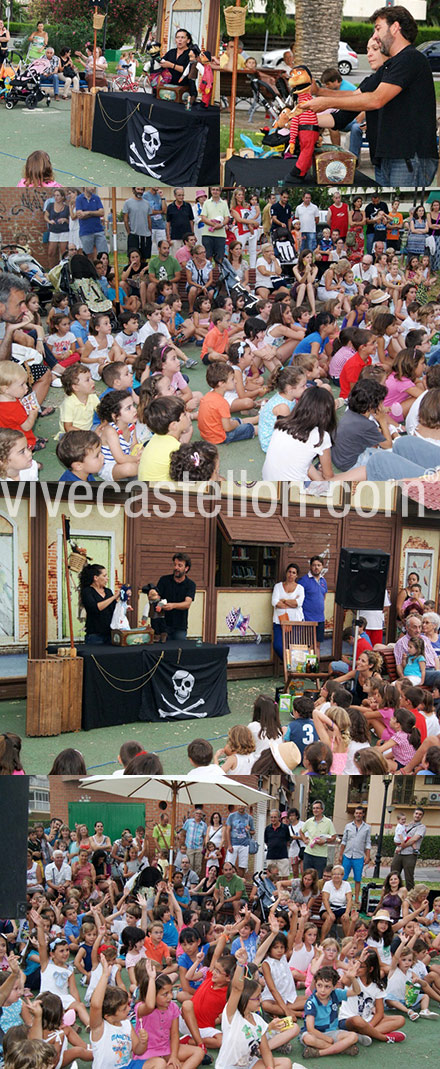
[216,1008,268,1069]
[271,581,305,624]
[247,720,283,757]
[45,861,72,885]
[261,954,297,1003]
[40,960,74,1009]
[138,321,170,345]
[339,978,383,1022]
[343,739,371,775]
[90,1018,133,1069]
[322,879,351,908]
[289,941,315,972]
[6,459,39,481]
[262,428,331,482]
[115,330,139,355]
[406,391,426,435]
[424,712,440,736]
[255,255,281,291]
[362,590,390,631]
[352,264,378,284]
[366,936,391,965]
[85,962,120,1005]
[295,202,319,233]
[400,315,422,339]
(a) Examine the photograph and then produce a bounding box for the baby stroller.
[273,228,298,280]
[0,243,53,306]
[251,870,277,921]
[214,257,260,313]
[57,258,117,328]
[4,55,51,109]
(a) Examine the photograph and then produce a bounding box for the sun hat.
[373,909,392,922]
[268,739,301,774]
[369,288,389,305]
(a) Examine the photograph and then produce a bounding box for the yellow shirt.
[220,53,245,69]
[59,393,99,433]
[138,433,179,483]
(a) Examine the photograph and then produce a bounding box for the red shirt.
[328,202,349,239]
[0,399,36,448]
[411,708,427,743]
[339,352,372,399]
[191,969,228,1028]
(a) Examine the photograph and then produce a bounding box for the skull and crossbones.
[158,669,207,718]
[129,123,165,178]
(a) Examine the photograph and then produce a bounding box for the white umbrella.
[80,773,273,873]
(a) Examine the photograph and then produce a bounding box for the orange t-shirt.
[143,935,171,964]
[200,325,229,360]
[198,390,230,444]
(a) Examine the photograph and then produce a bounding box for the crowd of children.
[2,801,440,1069]
[2,189,440,485]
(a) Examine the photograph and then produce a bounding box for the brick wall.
[0,188,62,270]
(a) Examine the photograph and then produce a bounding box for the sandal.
[408,1010,419,1021]
[33,437,48,452]
[39,405,55,417]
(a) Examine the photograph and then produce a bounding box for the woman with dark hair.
[48,748,87,775]
[44,189,70,269]
[79,563,120,645]
[262,385,338,485]
[271,564,305,659]
[406,204,429,258]
[247,694,284,755]
[204,811,225,871]
[160,29,193,87]
[374,871,407,922]
[290,868,319,904]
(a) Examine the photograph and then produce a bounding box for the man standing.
[365,194,389,255]
[166,188,194,257]
[152,810,172,854]
[151,553,196,641]
[123,188,152,261]
[390,806,426,890]
[393,614,440,688]
[299,556,328,658]
[225,805,255,877]
[294,192,320,252]
[183,808,207,874]
[270,190,293,237]
[264,809,290,877]
[200,187,230,264]
[326,189,349,241]
[338,806,371,905]
[144,188,167,254]
[300,800,336,878]
[320,68,363,160]
[75,187,108,261]
[308,6,438,187]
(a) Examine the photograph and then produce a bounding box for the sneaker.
[202,1056,212,1066]
[79,975,88,986]
[185,358,198,368]
[345,1044,359,1056]
[301,1046,315,1059]
[386,1032,406,1042]
[357,1035,372,1045]
[419,1009,439,1018]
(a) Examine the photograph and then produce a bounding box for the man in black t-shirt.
[166,189,194,258]
[302,5,438,187]
[151,552,196,640]
[365,194,389,255]
[270,190,293,236]
[264,810,291,877]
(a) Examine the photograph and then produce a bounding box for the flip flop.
[39,405,55,417]
[33,437,48,452]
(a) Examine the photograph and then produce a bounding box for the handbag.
[248,839,259,855]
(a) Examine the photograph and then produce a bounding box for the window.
[392,779,416,806]
[0,513,18,640]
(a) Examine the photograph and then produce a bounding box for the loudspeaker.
[335,547,390,610]
[0,778,29,919]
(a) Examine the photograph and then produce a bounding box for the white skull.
[141,124,161,160]
[172,669,195,704]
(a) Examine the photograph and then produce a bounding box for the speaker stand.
[351,619,361,671]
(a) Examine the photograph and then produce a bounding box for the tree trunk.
[294,0,344,79]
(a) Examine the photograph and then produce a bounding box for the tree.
[308,776,336,817]
[294,0,343,79]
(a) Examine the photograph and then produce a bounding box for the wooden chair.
[281,621,328,693]
[380,647,399,682]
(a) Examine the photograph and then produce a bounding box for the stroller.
[214,257,260,313]
[0,243,53,306]
[4,55,51,109]
[56,258,118,328]
[251,871,277,921]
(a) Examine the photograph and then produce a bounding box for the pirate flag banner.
[76,641,229,730]
[91,93,220,184]
[140,644,230,722]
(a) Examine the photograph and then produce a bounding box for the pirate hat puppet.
[288,64,313,96]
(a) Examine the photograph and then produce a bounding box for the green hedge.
[373,834,440,860]
[241,16,440,51]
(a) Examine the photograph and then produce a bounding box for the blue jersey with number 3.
[284,719,318,759]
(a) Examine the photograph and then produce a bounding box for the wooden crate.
[26,658,83,737]
[70,91,96,150]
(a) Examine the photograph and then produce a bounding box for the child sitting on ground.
[0,362,42,451]
[138,395,191,482]
[201,309,230,365]
[90,954,149,1067]
[197,363,256,445]
[56,429,103,482]
[114,311,141,361]
[59,364,99,435]
[258,365,307,452]
[45,310,82,368]
[0,427,39,480]
[96,390,140,482]
[225,340,265,413]
[81,314,124,380]
[92,362,135,426]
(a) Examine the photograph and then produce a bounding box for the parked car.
[417,40,440,73]
[262,40,359,76]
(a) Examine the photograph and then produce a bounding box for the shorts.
[99,460,116,482]
[269,857,290,877]
[80,231,108,255]
[325,905,347,919]
[342,855,364,883]
[180,1021,220,1039]
[300,1029,344,1045]
[385,993,421,1009]
[224,390,239,406]
[49,231,69,242]
[226,844,249,869]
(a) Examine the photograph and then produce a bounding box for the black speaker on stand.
[0,777,29,919]
[335,548,390,667]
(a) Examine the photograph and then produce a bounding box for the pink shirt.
[385,373,414,419]
[329,344,355,380]
[390,729,416,766]
[135,1000,179,1059]
[379,706,395,742]
[17,180,62,187]
[170,370,188,394]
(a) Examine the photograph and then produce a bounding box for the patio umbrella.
[81,773,273,874]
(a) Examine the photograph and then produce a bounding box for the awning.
[218,514,293,544]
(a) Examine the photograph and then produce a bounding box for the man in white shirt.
[352,255,378,285]
[295,192,320,251]
[45,852,72,895]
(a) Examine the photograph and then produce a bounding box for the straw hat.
[369,288,389,305]
[268,739,301,774]
[373,909,392,922]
